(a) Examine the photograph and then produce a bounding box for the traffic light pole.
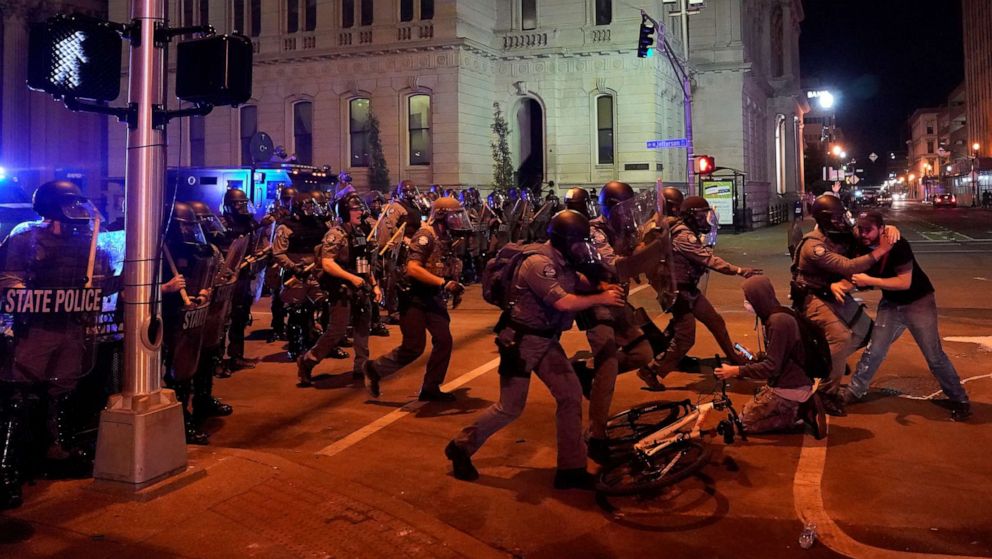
[93,0,187,486]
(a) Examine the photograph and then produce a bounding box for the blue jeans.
[848,293,968,403]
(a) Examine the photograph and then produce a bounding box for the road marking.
[315,284,653,458]
[316,356,501,457]
[943,336,992,351]
[793,425,989,559]
[896,373,992,401]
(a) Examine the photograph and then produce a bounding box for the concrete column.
[1,9,30,170]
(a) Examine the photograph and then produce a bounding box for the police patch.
[812,244,826,257]
[418,235,430,246]
[592,229,607,244]
[542,264,557,279]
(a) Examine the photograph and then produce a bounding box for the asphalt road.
[5,204,992,558]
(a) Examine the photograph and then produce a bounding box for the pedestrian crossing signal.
[637,18,655,58]
[695,155,716,175]
[27,14,122,102]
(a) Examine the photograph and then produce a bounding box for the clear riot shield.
[609,190,658,257]
[527,198,555,243]
[0,220,114,397]
[204,238,247,349]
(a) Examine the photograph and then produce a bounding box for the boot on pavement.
[444,441,479,481]
[799,393,828,440]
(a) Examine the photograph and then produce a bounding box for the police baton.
[367,211,386,243]
[379,228,405,257]
[85,216,101,289]
[162,245,193,306]
[284,262,316,287]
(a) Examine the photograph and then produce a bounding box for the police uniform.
[271,219,327,358]
[452,243,586,470]
[582,217,653,441]
[366,224,453,395]
[218,215,260,365]
[793,228,878,395]
[262,202,289,338]
[650,220,743,377]
[299,223,373,380]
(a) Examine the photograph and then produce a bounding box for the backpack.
[768,306,832,380]
[481,242,542,309]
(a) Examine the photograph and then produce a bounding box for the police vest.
[285,219,327,259]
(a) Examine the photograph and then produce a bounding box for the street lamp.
[972,142,981,207]
[832,145,843,157]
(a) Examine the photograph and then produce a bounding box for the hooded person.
[715,276,826,438]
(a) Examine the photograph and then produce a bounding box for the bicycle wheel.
[605,400,690,446]
[596,441,710,497]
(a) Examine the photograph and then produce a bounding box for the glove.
[738,267,762,278]
[444,280,465,295]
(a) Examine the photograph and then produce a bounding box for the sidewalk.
[1,447,508,559]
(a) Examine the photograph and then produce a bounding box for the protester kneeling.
[715,277,827,439]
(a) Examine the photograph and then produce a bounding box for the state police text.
[0,288,104,314]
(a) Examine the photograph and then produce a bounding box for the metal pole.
[93,0,187,486]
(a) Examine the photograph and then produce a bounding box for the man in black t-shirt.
[844,211,970,421]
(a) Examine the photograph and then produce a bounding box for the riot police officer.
[218,188,263,372]
[297,195,381,387]
[272,191,328,361]
[363,197,471,401]
[660,186,684,223]
[446,210,624,489]
[640,196,759,389]
[263,186,297,342]
[377,181,425,323]
[564,187,600,219]
[792,194,893,414]
[162,201,216,444]
[186,202,237,425]
[0,180,110,508]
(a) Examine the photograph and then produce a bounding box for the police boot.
[44,395,92,478]
[0,396,28,510]
[285,307,307,360]
[174,383,209,446]
[193,364,233,422]
[370,313,390,337]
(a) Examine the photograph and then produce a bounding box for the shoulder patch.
[542,264,558,279]
[812,244,827,257]
[591,228,607,244]
[418,235,430,246]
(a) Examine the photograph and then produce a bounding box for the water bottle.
[798,522,816,549]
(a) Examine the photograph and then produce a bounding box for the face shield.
[60,195,101,222]
[175,219,208,246]
[607,191,656,255]
[198,213,228,239]
[567,238,602,267]
[441,207,474,235]
[227,198,256,217]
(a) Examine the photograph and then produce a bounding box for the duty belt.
[495,310,558,339]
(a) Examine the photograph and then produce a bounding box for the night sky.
[800,0,964,160]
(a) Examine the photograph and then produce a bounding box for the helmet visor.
[442,207,474,233]
[228,198,256,216]
[199,214,228,237]
[60,196,100,221]
[568,239,603,266]
[177,220,207,245]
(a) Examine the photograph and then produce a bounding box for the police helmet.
[428,196,472,234]
[395,180,419,203]
[279,187,298,205]
[337,193,369,223]
[598,181,635,219]
[564,187,597,219]
[661,186,685,215]
[187,200,227,240]
[680,196,716,234]
[547,210,602,268]
[290,191,324,221]
[223,188,255,218]
[811,194,854,236]
[168,201,208,246]
[32,180,98,222]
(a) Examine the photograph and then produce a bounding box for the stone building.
[907,107,940,200]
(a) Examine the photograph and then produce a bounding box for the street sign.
[647,138,689,149]
[869,152,878,163]
[849,175,860,185]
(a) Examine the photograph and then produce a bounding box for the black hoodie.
[738,276,811,390]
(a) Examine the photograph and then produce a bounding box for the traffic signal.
[175,34,253,107]
[695,155,716,175]
[637,17,654,58]
[27,14,122,102]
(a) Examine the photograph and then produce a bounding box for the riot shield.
[0,220,113,399]
[642,214,677,312]
[161,245,217,382]
[608,190,658,257]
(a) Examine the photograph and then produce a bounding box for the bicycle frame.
[632,397,728,459]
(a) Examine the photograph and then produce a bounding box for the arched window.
[250,0,261,36]
[408,94,431,166]
[232,0,245,32]
[349,98,371,167]
[596,95,615,165]
[360,0,374,26]
[595,0,611,26]
[305,0,317,31]
[521,0,536,30]
[775,114,787,194]
[190,115,206,167]
[287,0,299,33]
[400,0,414,21]
[293,101,313,165]
[239,105,257,165]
